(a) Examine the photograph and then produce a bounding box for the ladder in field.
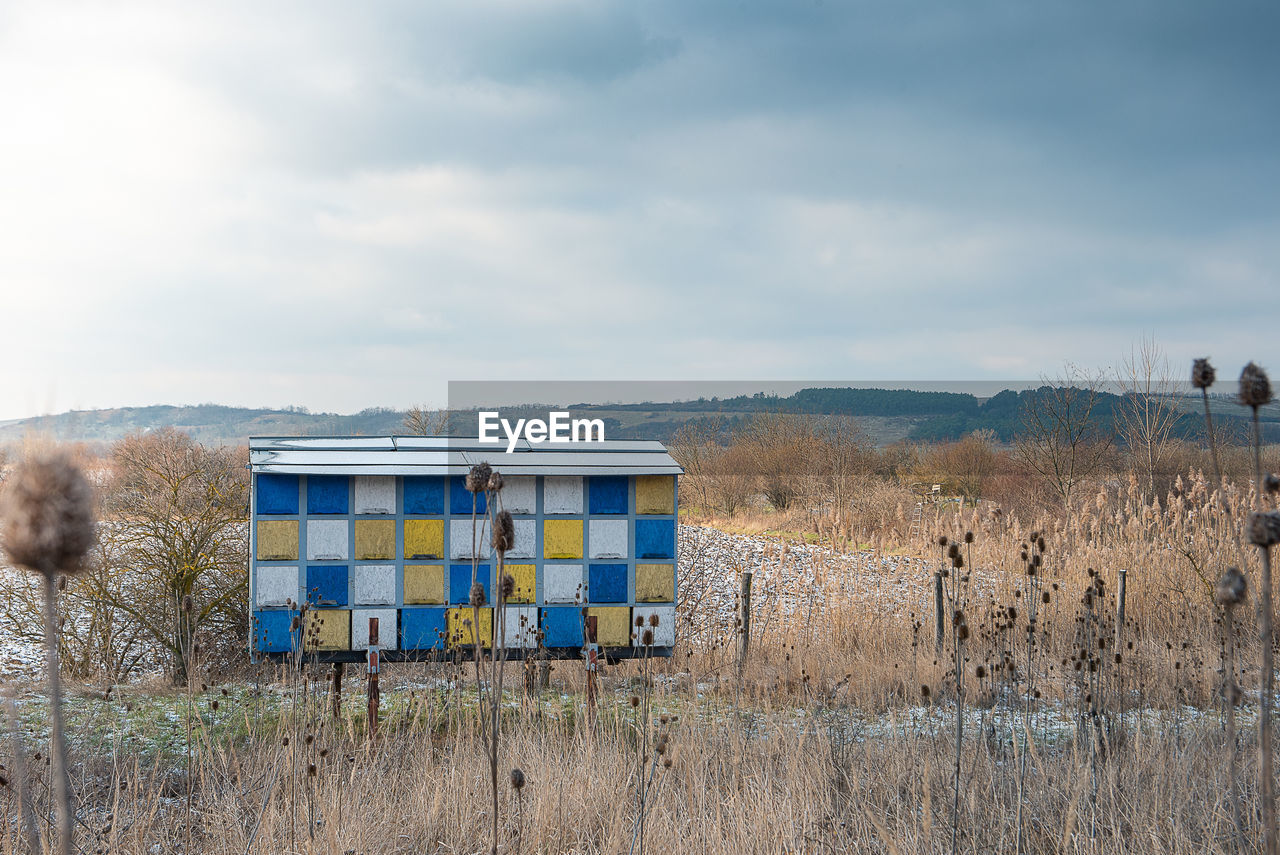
[907,484,940,543]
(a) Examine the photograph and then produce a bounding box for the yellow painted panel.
[304,610,350,652]
[354,520,396,560]
[635,475,675,515]
[404,564,445,604]
[403,519,444,559]
[447,607,493,649]
[500,564,536,603]
[588,607,631,647]
[256,521,299,560]
[543,520,583,559]
[636,564,675,602]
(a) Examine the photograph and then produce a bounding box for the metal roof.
[248,436,683,476]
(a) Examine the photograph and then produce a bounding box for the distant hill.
[2,387,1276,448]
[0,405,409,448]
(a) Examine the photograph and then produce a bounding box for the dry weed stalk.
[1239,361,1277,855]
[2,451,96,855]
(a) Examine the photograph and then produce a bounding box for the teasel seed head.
[964,531,974,544]
[465,463,493,493]
[510,768,525,791]
[1265,473,1280,495]
[2,451,96,577]
[1216,566,1248,606]
[488,471,504,492]
[1238,362,1273,408]
[470,582,487,607]
[182,595,193,613]
[947,543,960,560]
[648,613,659,627]
[952,553,964,570]
[1247,511,1280,548]
[1191,358,1215,390]
[629,695,640,708]
[937,536,948,547]
[641,629,654,646]
[500,573,515,599]
[492,510,515,553]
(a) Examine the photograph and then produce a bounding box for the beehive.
[249,436,681,661]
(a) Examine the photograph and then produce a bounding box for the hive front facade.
[249,436,681,661]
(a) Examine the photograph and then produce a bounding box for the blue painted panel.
[541,606,583,648]
[451,476,487,515]
[257,474,299,515]
[588,476,627,515]
[306,565,348,607]
[636,519,676,559]
[306,475,349,515]
[404,476,445,515]
[401,607,447,650]
[589,563,628,603]
[449,564,491,605]
[253,610,297,653]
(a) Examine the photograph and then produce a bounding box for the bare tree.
[1114,335,1183,498]
[916,430,1002,500]
[736,413,816,511]
[98,430,248,686]
[1013,367,1114,515]
[812,415,874,518]
[670,418,722,514]
[670,418,757,516]
[403,405,451,436]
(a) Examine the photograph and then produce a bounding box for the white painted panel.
[354,564,396,605]
[352,608,399,651]
[255,565,299,607]
[502,606,538,649]
[543,476,583,514]
[306,520,349,560]
[630,606,675,647]
[501,476,537,514]
[543,564,584,604]
[589,520,629,559]
[505,519,536,558]
[354,476,396,514]
[450,519,493,559]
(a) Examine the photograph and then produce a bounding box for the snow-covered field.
[677,524,1004,643]
[0,565,42,681]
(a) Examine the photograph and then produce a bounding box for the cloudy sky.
[0,1,1275,420]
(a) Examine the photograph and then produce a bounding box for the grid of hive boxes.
[251,472,677,655]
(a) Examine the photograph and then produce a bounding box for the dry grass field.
[3,462,1278,854]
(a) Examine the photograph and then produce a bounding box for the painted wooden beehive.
[248,436,681,660]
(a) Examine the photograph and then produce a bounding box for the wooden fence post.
[738,571,753,671]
